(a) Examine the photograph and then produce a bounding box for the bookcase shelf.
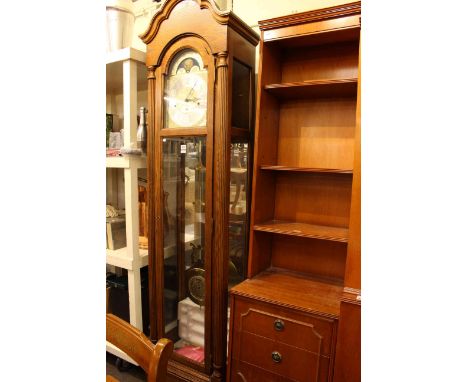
[253,220,349,242]
[264,78,357,100]
[260,165,353,175]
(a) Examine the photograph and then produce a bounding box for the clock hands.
[185,80,198,102]
[185,96,200,103]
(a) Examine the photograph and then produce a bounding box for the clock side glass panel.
[228,141,250,288]
[231,59,252,130]
[164,49,208,129]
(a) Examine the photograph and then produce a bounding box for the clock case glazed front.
[140,0,259,381]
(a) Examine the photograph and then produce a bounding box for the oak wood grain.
[258,2,361,31]
[333,30,361,382]
[247,38,281,276]
[265,78,357,100]
[228,292,340,382]
[274,172,352,228]
[271,236,347,281]
[280,41,359,83]
[232,298,336,356]
[264,16,360,46]
[332,302,360,382]
[344,32,361,291]
[143,1,259,380]
[266,25,360,48]
[277,97,357,170]
[231,3,360,381]
[230,268,342,318]
[106,314,173,382]
[253,220,349,242]
[159,128,208,137]
[260,165,352,174]
[235,331,330,381]
[211,51,230,381]
[248,231,273,278]
[141,0,258,47]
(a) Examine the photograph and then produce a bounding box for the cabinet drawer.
[234,298,336,356]
[230,358,291,382]
[236,331,331,382]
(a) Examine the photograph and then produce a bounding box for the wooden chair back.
[106,314,173,382]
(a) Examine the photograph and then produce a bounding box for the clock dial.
[164,49,208,128]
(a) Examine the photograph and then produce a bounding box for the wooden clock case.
[140,1,259,381]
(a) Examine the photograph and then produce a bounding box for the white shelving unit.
[106,47,147,365]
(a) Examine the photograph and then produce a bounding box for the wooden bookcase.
[228,3,361,382]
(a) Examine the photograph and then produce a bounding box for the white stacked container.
[178,297,230,348]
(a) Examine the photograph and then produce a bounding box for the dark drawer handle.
[274,319,284,331]
[272,351,282,363]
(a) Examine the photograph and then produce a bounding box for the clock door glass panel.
[162,136,206,364]
[164,49,208,129]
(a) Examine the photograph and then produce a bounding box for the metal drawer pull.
[274,319,284,331]
[272,351,282,363]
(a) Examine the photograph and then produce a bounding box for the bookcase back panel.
[274,172,352,228]
[277,98,356,169]
[281,41,359,83]
[271,235,347,281]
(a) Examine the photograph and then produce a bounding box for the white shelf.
[106,46,146,332]
[106,47,146,65]
[106,247,148,270]
[106,341,138,366]
[106,47,147,94]
[106,155,147,169]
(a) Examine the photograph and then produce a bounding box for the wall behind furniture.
[129,0,357,58]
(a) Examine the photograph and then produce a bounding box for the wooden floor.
[107,352,180,382]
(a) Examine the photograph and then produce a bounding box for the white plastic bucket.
[106,0,135,51]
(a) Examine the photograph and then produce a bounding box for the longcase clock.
[140,1,259,381]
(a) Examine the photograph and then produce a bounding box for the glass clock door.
[162,136,207,364]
